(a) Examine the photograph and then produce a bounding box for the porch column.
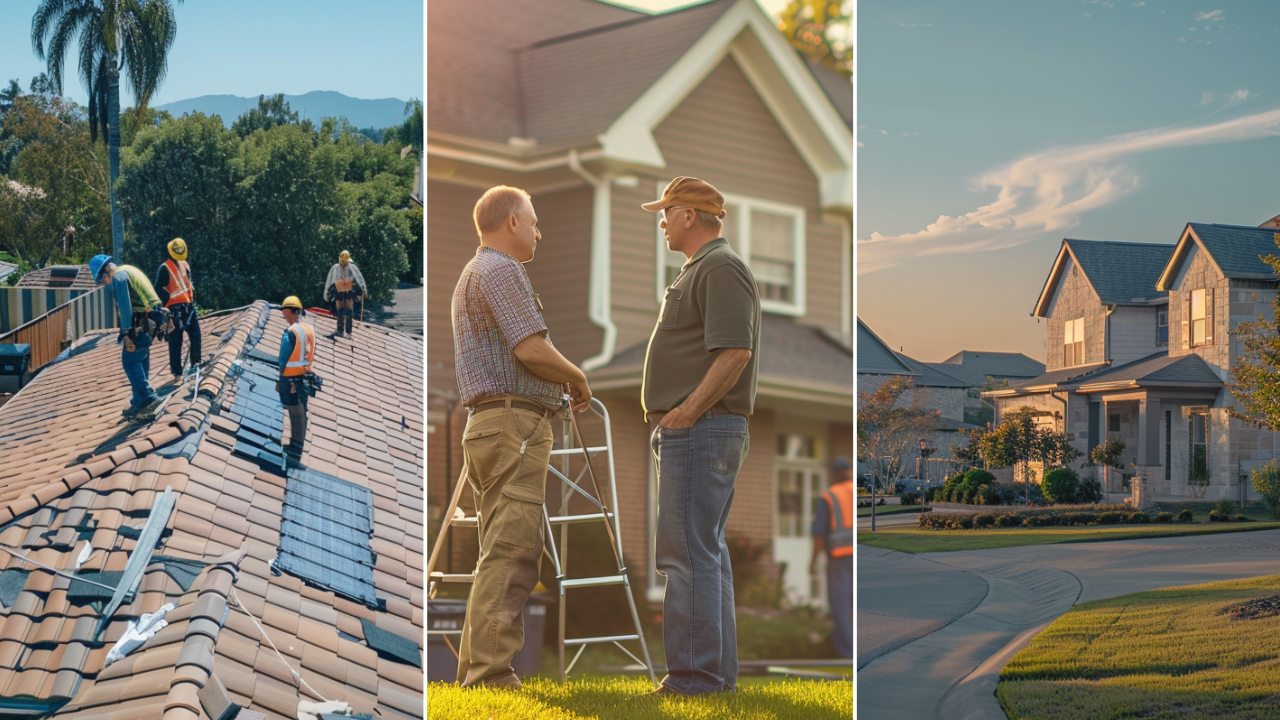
[1138,395,1161,466]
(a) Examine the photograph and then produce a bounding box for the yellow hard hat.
[167,238,188,261]
[281,295,303,310]
[339,250,350,265]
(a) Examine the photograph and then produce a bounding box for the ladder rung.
[449,516,478,528]
[561,575,628,589]
[425,628,462,635]
[429,572,475,583]
[549,446,607,456]
[565,634,640,646]
[549,512,612,525]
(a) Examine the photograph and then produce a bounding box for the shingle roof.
[15,266,98,290]
[804,59,852,127]
[935,351,1045,386]
[986,362,1113,396]
[856,319,915,377]
[1063,239,1173,304]
[1186,223,1280,280]
[0,302,423,719]
[603,314,852,389]
[894,353,969,389]
[1065,351,1223,390]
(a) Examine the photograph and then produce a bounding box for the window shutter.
[1181,294,1190,349]
[1205,287,1214,344]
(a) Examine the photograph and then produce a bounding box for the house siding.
[611,180,663,355]
[646,55,846,337]
[857,373,966,423]
[426,180,483,396]
[1109,305,1164,366]
[523,184,600,365]
[1044,259,1106,371]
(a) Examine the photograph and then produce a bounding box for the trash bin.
[426,594,552,682]
[0,344,31,392]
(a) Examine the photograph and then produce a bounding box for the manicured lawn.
[856,504,921,517]
[426,676,853,720]
[857,520,1280,554]
[997,575,1280,719]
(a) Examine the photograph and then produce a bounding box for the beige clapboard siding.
[643,55,844,336]
[1109,305,1162,366]
[611,181,663,354]
[523,185,600,365]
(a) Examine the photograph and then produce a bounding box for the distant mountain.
[154,91,409,130]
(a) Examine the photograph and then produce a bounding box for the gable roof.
[856,318,915,377]
[983,361,1112,397]
[936,351,1045,385]
[1033,239,1173,317]
[1157,223,1280,291]
[428,0,852,209]
[1064,351,1223,392]
[0,302,423,719]
[893,353,969,389]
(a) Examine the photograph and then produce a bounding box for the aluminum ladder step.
[565,634,640,647]
[449,512,612,529]
[560,575,628,589]
[428,572,475,584]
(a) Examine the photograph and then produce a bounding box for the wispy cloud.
[1196,9,1224,22]
[858,108,1280,274]
[1197,89,1251,107]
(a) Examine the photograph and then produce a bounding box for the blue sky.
[859,1,1280,362]
[0,0,422,107]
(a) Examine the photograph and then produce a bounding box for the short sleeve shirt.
[642,238,761,417]
[452,247,563,409]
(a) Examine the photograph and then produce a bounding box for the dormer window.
[1064,317,1084,366]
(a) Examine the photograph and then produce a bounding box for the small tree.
[1231,242,1280,431]
[1252,460,1280,518]
[980,406,1081,506]
[1090,438,1126,494]
[857,377,938,531]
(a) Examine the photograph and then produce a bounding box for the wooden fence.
[0,288,116,374]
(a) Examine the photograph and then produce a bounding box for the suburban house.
[929,350,1045,426]
[989,227,1280,505]
[0,302,423,719]
[427,0,852,609]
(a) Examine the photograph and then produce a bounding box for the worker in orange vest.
[277,295,317,461]
[811,457,853,658]
[154,238,201,379]
[324,250,367,339]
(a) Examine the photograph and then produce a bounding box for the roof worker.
[91,254,168,418]
[154,238,202,379]
[277,295,316,462]
[324,250,367,340]
[810,457,854,659]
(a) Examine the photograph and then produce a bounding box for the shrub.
[1156,512,1173,523]
[1128,511,1149,524]
[998,513,1021,527]
[1077,477,1104,504]
[1252,460,1280,518]
[1177,508,1194,523]
[900,491,921,506]
[1098,511,1124,525]
[974,513,996,528]
[964,469,996,486]
[1041,467,1081,504]
[1213,499,1238,516]
[1235,514,1251,522]
[958,516,974,530]
[1209,509,1222,522]
[923,486,940,503]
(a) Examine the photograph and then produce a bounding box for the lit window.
[1191,289,1208,346]
[1064,317,1084,366]
[657,192,807,316]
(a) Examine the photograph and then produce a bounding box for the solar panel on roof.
[275,468,380,608]
[359,618,421,667]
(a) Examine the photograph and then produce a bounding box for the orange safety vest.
[282,322,315,377]
[823,480,854,558]
[163,259,194,306]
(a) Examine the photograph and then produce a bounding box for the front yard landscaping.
[997,575,1280,719]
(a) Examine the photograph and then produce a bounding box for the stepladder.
[426,397,656,685]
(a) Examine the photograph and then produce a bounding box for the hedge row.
[914,505,1235,530]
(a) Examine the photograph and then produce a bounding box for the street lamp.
[919,438,928,510]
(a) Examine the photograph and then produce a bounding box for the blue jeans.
[122,333,157,411]
[651,412,749,694]
[828,553,853,658]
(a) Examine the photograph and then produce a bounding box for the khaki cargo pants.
[456,400,554,686]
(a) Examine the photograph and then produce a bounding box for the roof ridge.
[1064,238,1174,247]
[163,550,245,719]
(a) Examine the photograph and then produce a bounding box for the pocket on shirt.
[658,287,683,330]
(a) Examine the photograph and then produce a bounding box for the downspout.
[1104,304,1117,362]
[569,148,618,371]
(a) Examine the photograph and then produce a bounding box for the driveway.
[857,530,1280,720]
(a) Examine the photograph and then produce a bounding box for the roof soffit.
[597,0,852,209]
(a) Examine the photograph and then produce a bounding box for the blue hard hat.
[89,254,113,282]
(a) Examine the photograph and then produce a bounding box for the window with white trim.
[657,192,807,315]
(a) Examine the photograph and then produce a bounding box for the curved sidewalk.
[857,529,1280,720]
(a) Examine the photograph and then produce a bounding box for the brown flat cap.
[641,177,725,218]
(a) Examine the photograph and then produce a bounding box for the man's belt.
[647,404,740,424]
[470,397,555,416]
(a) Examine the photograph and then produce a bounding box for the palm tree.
[31,0,180,262]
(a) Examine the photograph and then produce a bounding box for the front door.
[773,462,826,608]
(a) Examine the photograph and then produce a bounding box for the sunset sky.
[859,0,1280,362]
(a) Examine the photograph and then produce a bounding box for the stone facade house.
[427,0,853,608]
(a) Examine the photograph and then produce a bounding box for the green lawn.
[426,676,853,720]
[997,575,1280,719]
[858,520,1280,554]
[856,504,921,517]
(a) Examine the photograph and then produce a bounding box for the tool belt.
[277,372,323,397]
[126,308,170,342]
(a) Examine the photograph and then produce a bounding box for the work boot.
[482,674,522,690]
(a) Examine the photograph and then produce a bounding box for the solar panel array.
[228,357,285,469]
[276,467,380,608]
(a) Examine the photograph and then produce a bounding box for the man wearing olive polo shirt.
[641,177,761,696]
[451,185,592,690]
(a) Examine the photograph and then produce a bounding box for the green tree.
[1251,460,1280,518]
[1231,243,1280,432]
[980,406,1081,506]
[119,104,172,146]
[231,94,307,138]
[777,1,851,78]
[857,376,938,530]
[32,0,182,262]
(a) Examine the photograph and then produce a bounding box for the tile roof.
[1063,239,1173,304]
[856,318,915,377]
[15,266,99,290]
[0,302,423,719]
[1064,351,1224,390]
[937,351,1045,385]
[1185,223,1280,280]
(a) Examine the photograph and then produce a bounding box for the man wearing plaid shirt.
[451,185,592,689]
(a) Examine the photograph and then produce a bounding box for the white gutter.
[428,143,605,173]
[569,149,618,371]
